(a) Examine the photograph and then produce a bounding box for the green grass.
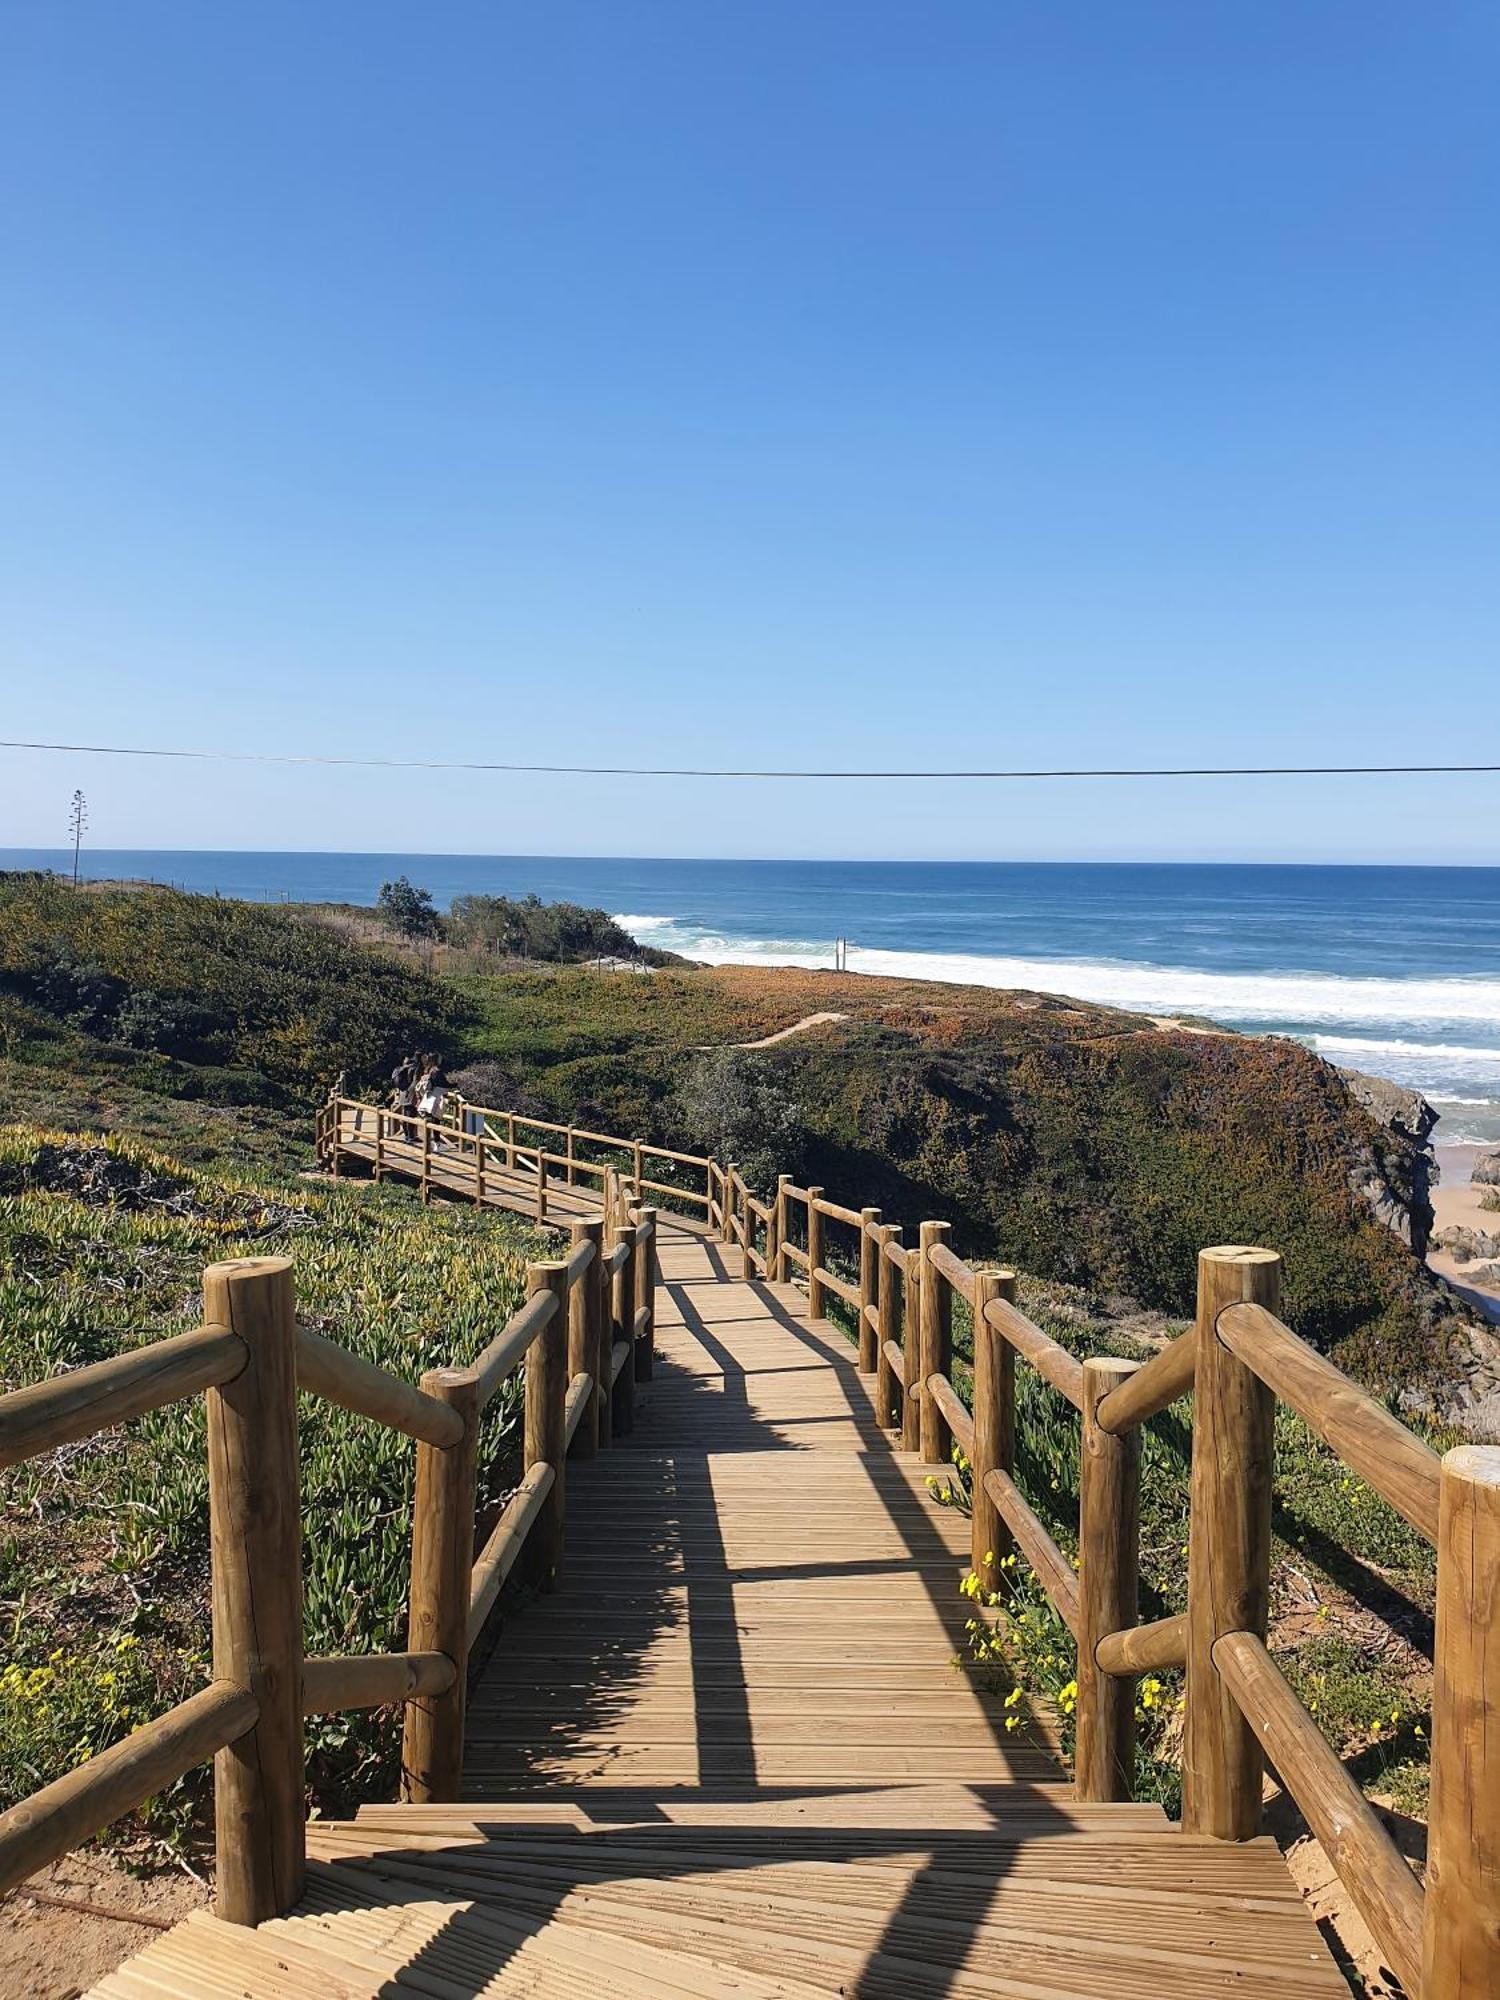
[0,1120,551,1859]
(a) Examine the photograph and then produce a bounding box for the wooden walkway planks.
[89,1211,1350,1999]
[464,1221,1056,1793]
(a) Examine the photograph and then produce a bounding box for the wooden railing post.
[857,1208,881,1371]
[524,1260,569,1590]
[374,1107,386,1183]
[535,1147,547,1223]
[420,1115,431,1203]
[721,1164,737,1245]
[1423,1444,1500,2000]
[806,1189,826,1318]
[595,1207,614,1450]
[610,1212,636,1436]
[568,1219,603,1458]
[1183,1245,1280,1839]
[566,1127,576,1186]
[901,1245,922,1453]
[634,1209,658,1380]
[475,1132,486,1207]
[970,1268,1015,1586]
[772,1175,789,1281]
[401,1362,479,1803]
[1076,1356,1141,1802]
[202,1257,304,1923]
[917,1219,952,1464]
[505,1111,515,1169]
[875,1224,904,1429]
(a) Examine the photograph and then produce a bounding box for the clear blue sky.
[2,2,1496,862]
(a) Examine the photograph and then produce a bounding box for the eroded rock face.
[1473,1146,1500,1188]
[1434,1223,1500,1264]
[1336,1069,1438,1256]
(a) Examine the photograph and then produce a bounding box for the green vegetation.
[0,1121,550,1855]
[0,876,458,1098]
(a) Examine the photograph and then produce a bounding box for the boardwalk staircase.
[0,1094,1494,1998]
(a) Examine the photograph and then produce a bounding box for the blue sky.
[2,2,1496,862]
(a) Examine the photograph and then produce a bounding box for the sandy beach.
[1430,1142,1500,1325]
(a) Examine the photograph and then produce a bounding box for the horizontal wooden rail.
[813,1194,865,1229]
[1217,1302,1441,1542]
[981,1467,1081,1634]
[814,1266,860,1310]
[981,1294,1085,1409]
[780,1240,812,1271]
[0,1681,258,1899]
[295,1326,464,1449]
[779,1183,812,1204]
[610,1338,631,1385]
[1094,1329,1194,1435]
[0,1323,245,1470]
[302,1651,455,1714]
[469,1290,559,1409]
[883,1339,906,1387]
[927,1240,976,1306]
[928,1373,975,1459]
[560,1238,597,1289]
[563,1371,593,1446]
[1214,1630,1423,1997]
[468,1463,556,1647]
[604,1239,631,1279]
[1095,1611,1187,1677]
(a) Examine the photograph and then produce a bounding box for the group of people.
[389,1052,449,1140]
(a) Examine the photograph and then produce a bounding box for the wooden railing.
[0,1188,658,1927]
[715,1172,1495,2000]
[318,1094,713,1223]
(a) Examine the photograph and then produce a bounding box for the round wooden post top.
[203,1255,293,1283]
[1198,1245,1280,1267]
[1442,1443,1500,1488]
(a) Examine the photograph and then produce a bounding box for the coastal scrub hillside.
[0,877,1478,1401]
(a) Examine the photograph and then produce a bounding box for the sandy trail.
[697,1010,849,1051]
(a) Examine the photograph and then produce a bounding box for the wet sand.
[1430,1143,1500,1325]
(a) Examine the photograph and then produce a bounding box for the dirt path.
[697,1010,848,1051]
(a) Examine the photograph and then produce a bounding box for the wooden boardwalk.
[95,1212,1348,1999]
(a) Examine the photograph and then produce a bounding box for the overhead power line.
[1,737,1497,782]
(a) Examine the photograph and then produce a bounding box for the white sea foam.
[617,913,1500,1034]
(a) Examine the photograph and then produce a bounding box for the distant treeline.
[377,878,684,966]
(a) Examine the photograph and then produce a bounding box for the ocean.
[6,850,1500,1144]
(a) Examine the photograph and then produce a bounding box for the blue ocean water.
[6,850,1500,1140]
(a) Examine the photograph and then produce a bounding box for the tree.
[673,1049,807,1196]
[68,790,87,887]
[377,875,440,939]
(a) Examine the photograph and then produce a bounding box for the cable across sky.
[2,739,1498,782]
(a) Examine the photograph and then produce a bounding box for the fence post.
[772,1175,790,1281]
[421,1115,431,1203]
[374,1108,385,1183]
[524,1260,569,1590]
[720,1164,736,1245]
[857,1208,881,1371]
[901,1246,922,1453]
[566,1128,576,1186]
[1182,1245,1280,1840]
[535,1148,547,1223]
[970,1268,1015,1587]
[875,1224,904,1429]
[633,1139,644,1194]
[634,1209,658,1380]
[203,1257,304,1924]
[568,1219,603,1458]
[610,1212,636,1435]
[475,1132,486,1208]
[1422,1444,1500,2000]
[506,1111,515,1169]
[1076,1356,1141,1802]
[917,1219,953,1465]
[806,1189,826,1318]
[595,1210,614,1450]
[401,1363,479,1802]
